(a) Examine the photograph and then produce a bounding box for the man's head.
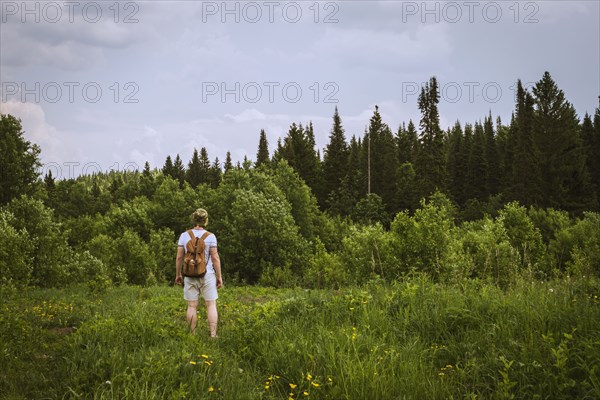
[191,208,209,227]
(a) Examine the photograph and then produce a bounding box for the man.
[175,208,223,337]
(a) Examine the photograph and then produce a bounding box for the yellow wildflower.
[201,354,210,359]
[289,383,297,389]
[189,361,197,365]
[311,382,320,388]
[208,386,214,392]
[307,373,313,381]
[303,391,309,396]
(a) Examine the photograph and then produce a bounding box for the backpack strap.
[199,231,211,241]
[187,230,196,241]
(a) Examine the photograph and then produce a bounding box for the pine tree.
[44,169,56,190]
[162,155,175,178]
[468,121,488,200]
[397,119,417,164]
[303,122,323,201]
[142,161,151,177]
[362,106,398,213]
[323,106,349,208]
[459,123,475,202]
[414,77,446,197]
[276,122,321,197]
[210,157,222,188]
[531,71,593,211]
[509,80,542,206]
[242,155,251,170]
[255,129,270,168]
[484,113,500,195]
[186,148,202,187]
[446,121,466,205]
[140,161,154,198]
[224,151,233,173]
[199,147,211,184]
[173,154,186,187]
[328,135,363,216]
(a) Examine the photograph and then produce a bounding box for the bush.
[452,218,520,287]
[390,193,457,280]
[304,240,348,289]
[565,212,600,278]
[340,223,400,282]
[0,209,33,285]
[70,251,111,294]
[498,202,545,275]
[149,228,176,283]
[113,229,156,285]
[220,189,308,284]
[2,196,74,287]
[86,234,127,284]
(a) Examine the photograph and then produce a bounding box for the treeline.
[0,71,599,289]
[153,72,600,221]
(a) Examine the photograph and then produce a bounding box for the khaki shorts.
[183,273,218,302]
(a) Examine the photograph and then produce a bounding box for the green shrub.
[304,240,348,289]
[453,218,520,287]
[2,196,74,286]
[390,193,457,280]
[498,202,545,275]
[0,209,33,285]
[340,223,400,282]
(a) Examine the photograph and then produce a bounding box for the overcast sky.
[1,0,598,179]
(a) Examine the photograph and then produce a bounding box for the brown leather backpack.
[183,230,211,278]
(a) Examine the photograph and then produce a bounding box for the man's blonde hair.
[191,208,208,227]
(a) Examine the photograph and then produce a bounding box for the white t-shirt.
[178,228,218,274]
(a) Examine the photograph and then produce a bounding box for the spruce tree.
[468,121,489,200]
[44,169,56,190]
[162,155,175,178]
[210,157,222,188]
[446,121,466,205]
[531,71,593,211]
[224,151,233,173]
[509,80,542,206]
[276,122,321,197]
[484,113,500,195]
[140,161,154,198]
[362,106,399,213]
[142,161,151,177]
[397,120,417,164]
[414,77,446,197]
[173,154,186,187]
[199,147,211,184]
[328,135,364,216]
[255,129,270,168]
[186,148,202,187]
[323,106,349,208]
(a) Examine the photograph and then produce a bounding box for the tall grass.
[1,276,599,399]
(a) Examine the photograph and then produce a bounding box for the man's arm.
[175,246,185,285]
[210,247,223,289]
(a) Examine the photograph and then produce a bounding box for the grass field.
[1,276,600,399]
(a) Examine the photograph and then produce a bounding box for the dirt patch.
[48,326,76,335]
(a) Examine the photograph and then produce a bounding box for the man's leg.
[205,300,218,337]
[186,300,199,334]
